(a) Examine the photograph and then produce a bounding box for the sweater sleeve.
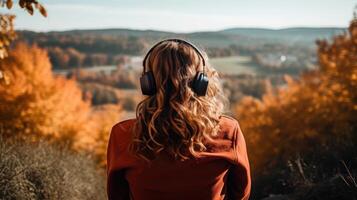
[106,125,131,200]
[227,120,251,200]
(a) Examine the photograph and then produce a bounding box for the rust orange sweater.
[107,115,251,200]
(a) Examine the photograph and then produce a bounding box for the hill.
[20,27,346,48]
[221,27,346,44]
[16,26,344,69]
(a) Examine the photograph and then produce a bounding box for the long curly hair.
[129,40,228,162]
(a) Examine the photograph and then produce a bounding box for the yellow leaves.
[0,70,10,85]
[35,2,47,17]
[0,49,7,59]
[0,14,17,59]
[328,62,336,69]
[18,0,25,8]
[232,14,357,173]
[342,89,349,96]
[5,0,12,9]
[0,43,88,140]
[339,49,348,59]
[1,0,47,18]
[0,42,126,167]
[74,104,122,167]
[351,73,357,81]
[22,2,46,17]
[330,83,341,91]
[25,3,33,15]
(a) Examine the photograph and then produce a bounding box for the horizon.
[8,0,356,33]
[16,25,348,34]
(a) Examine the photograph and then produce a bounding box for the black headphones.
[140,38,209,96]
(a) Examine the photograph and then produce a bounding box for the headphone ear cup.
[140,71,157,95]
[191,72,209,96]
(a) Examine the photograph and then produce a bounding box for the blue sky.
[7,0,357,32]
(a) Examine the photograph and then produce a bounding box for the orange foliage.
[0,42,90,141]
[76,104,122,167]
[235,19,357,171]
[0,0,46,59]
[0,43,123,167]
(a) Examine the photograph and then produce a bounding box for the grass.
[0,136,107,200]
[210,56,261,75]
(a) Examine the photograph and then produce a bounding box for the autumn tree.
[0,42,126,169]
[0,0,124,170]
[75,104,122,167]
[235,17,357,172]
[0,0,46,58]
[47,47,70,68]
[0,42,90,143]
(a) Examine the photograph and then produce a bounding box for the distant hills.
[16,26,346,69]
[36,27,346,47]
[221,27,346,44]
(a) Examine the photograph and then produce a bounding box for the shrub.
[235,17,357,199]
[0,42,90,141]
[0,136,106,200]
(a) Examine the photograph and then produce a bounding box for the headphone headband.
[142,38,206,75]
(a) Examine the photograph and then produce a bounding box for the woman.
[107,39,251,200]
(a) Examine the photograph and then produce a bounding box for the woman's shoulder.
[113,118,137,129]
[197,114,242,163]
[111,118,137,139]
[219,114,238,121]
[219,114,239,130]
[215,114,242,143]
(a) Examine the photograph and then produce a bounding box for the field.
[210,56,260,75]
[53,56,261,76]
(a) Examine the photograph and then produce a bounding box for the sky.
[6,0,357,33]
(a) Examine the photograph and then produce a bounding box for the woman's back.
[107,115,251,200]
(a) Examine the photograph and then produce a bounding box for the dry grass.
[0,136,106,200]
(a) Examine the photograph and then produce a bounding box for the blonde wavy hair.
[129,39,228,162]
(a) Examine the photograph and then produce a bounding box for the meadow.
[211,56,260,75]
